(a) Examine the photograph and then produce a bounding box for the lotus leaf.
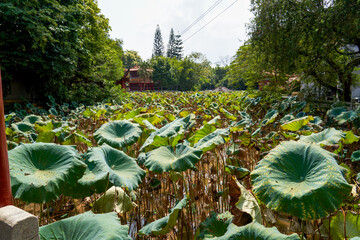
[260,109,278,126]
[22,114,43,125]
[141,114,195,150]
[9,143,86,203]
[194,128,229,152]
[144,144,202,173]
[281,116,313,131]
[11,122,35,134]
[343,131,360,144]
[138,196,188,236]
[205,222,300,239]
[189,124,216,145]
[327,106,348,118]
[251,141,352,220]
[320,211,360,240]
[352,150,360,162]
[39,211,131,240]
[87,145,146,190]
[310,116,323,125]
[63,160,109,199]
[92,186,136,214]
[295,112,306,118]
[94,120,143,148]
[234,178,262,223]
[299,128,345,146]
[196,212,234,239]
[335,111,358,124]
[225,165,250,179]
[280,114,295,124]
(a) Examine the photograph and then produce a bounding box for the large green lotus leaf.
[11,122,35,134]
[251,141,352,220]
[39,211,131,240]
[86,145,146,190]
[94,120,143,148]
[139,196,188,236]
[351,150,360,162]
[205,222,300,239]
[189,124,216,145]
[335,111,358,124]
[299,128,345,146]
[194,128,230,152]
[320,211,360,240]
[281,116,313,131]
[22,114,43,125]
[260,109,278,126]
[140,114,195,150]
[92,186,136,214]
[144,144,203,173]
[63,160,109,199]
[327,106,348,118]
[196,212,233,239]
[9,143,86,203]
[234,178,262,223]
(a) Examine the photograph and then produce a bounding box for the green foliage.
[94,120,143,148]
[122,50,142,69]
[205,222,300,239]
[320,211,360,240]
[139,196,188,236]
[251,141,352,220]
[39,211,131,240]
[92,186,136,214]
[0,0,123,103]
[248,0,360,101]
[86,145,146,191]
[152,24,165,57]
[143,144,203,173]
[9,143,86,203]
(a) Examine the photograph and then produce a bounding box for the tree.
[122,50,142,69]
[248,0,360,101]
[151,57,172,90]
[227,43,262,90]
[166,28,176,58]
[0,0,124,103]
[174,34,184,60]
[152,25,165,57]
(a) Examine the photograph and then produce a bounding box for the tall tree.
[248,0,360,101]
[174,34,184,60]
[166,28,176,58]
[152,25,165,57]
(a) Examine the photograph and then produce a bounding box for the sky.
[97,0,253,65]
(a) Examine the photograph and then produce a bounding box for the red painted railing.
[0,65,13,207]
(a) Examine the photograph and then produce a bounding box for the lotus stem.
[300,219,305,240]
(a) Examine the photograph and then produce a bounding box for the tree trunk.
[343,78,352,102]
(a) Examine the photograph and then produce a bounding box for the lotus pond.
[5,91,360,239]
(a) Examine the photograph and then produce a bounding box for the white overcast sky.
[97,0,253,65]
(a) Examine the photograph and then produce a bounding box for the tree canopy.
[248,0,360,101]
[0,0,123,103]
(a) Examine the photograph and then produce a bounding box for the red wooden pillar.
[0,65,12,207]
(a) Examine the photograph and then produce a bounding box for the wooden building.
[118,66,155,92]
